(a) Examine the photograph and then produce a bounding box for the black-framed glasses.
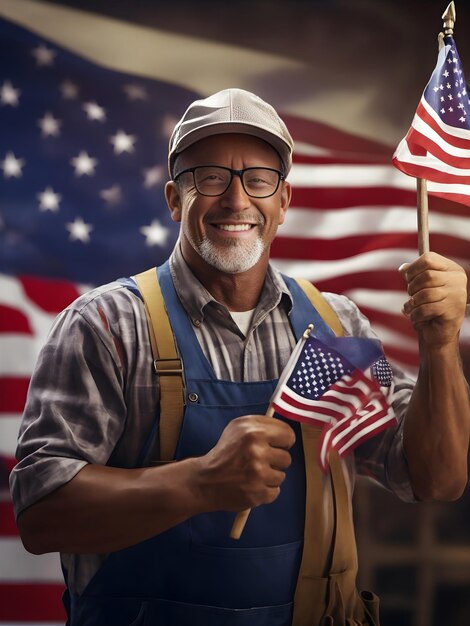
[174,165,285,198]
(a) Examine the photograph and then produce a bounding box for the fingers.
[399,252,467,342]
[199,415,295,512]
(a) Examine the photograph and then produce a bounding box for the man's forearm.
[404,338,470,501]
[17,458,207,555]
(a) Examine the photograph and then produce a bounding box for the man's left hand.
[400,252,467,349]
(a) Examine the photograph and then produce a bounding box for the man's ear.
[278,181,292,225]
[165,181,182,222]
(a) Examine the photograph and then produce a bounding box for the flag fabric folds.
[393,35,470,207]
[271,331,396,471]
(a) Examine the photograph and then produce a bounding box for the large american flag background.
[1,0,470,624]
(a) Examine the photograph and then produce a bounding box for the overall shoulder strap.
[293,280,363,624]
[134,267,185,463]
[294,278,343,337]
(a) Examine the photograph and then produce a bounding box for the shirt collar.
[169,243,293,324]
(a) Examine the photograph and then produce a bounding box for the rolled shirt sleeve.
[10,282,155,518]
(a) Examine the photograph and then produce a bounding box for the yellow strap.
[134,268,185,463]
[295,278,343,337]
[293,279,362,625]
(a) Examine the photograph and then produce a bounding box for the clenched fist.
[400,252,467,349]
[195,415,296,513]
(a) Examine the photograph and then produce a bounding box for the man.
[10,88,470,626]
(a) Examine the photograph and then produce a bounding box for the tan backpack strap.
[293,279,363,624]
[295,278,343,337]
[134,268,185,463]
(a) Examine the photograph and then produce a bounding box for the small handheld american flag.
[271,325,395,471]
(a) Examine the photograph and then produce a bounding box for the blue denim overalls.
[66,262,339,626]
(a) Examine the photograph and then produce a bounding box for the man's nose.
[220,174,251,210]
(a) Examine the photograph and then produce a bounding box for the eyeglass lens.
[193,167,280,198]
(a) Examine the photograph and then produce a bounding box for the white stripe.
[0,336,43,376]
[274,396,331,422]
[273,249,470,281]
[0,416,22,456]
[344,289,406,315]
[412,111,470,159]
[0,274,57,339]
[369,322,418,352]
[394,139,470,183]
[427,180,470,196]
[282,206,470,240]
[288,163,415,189]
[294,142,332,157]
[0,538,63,582]
[336,410,395,455]
[421,95,470,141]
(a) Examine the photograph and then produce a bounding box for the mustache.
[204,212,265,224]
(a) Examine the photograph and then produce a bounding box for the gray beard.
[192,235,265,274]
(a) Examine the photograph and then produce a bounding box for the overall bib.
[66,262,379,626]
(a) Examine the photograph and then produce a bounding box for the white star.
[100,184,122,206]
[441,108,446,114]
[458,103,465,109]
[446,83,452,89]
[143,165,164,188]
[448,94,453,100]
[140,220,170,247]
[66,217,93,243]
[110,130,136,155]
[37,187,61,212]
[439,84,444,90]
[83,101,106,122]
[1,152,25,178]
[123,84,148,101]
[71,151,97,176]
[460,117,466,123]
[0,80,21,106]
[448,107,454,112]
[443,70,450,77]
[31,44,56,66]
[441,96,445,102]
[38,112,61,137]
[60,80,79,100]
[433,86,439,93]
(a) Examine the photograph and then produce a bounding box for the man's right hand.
[195,415,296,512]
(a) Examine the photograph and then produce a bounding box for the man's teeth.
[216,224,253,232]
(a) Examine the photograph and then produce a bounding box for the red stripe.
[273,232,470,263]
[292,185,470,217]
[311,271,409,293]
[0,378,29,413]
[354,306,415,341]
[282,113,392,156]
[293,154,390,166]
[392,156,470,188]
[19,275,81,314]
[417,100,470,150]
[0,583,66,621]
[291,186,417,209]
[407,126,470,169]
[0,501,18,536]
[0,305,33,334]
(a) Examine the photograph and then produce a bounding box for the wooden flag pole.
[417,178,430,255]
[416,3,456,256]
[229,404,275,540]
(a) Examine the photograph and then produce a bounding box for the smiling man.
[10,88,470,626]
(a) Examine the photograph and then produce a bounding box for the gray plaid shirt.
[10,245,416,594]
